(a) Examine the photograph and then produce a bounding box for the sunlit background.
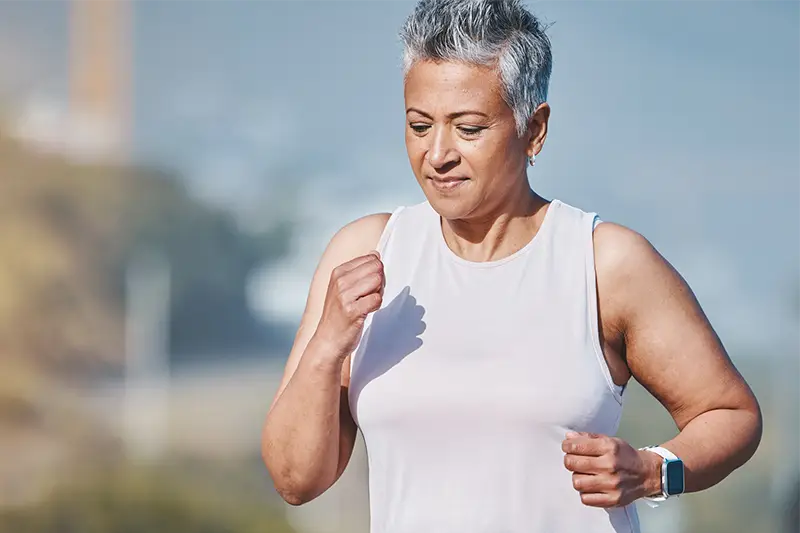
[0,1,797,532]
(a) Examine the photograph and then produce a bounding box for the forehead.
[404,60,506,115]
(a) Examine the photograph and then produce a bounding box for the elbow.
[276,485,318,507]
[268,465,324,506]
[728,392,764,469]
[260,437,325,507]
[745,396,764,459]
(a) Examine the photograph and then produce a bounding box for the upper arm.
[594,222,760,429]
[269,212,392,412]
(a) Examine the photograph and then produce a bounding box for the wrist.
[637,449,665,498]
[308,332,351,363]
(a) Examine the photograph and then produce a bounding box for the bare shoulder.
[592,220,696,336]
[593,221,679,293]
[322,212,393,265]
[594,222,688,303]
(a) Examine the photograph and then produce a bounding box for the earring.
[528,153,536,167]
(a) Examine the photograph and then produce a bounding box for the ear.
[526,102,550,159]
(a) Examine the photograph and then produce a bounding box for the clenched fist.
[314,251,385,358]
[562,431,662,508]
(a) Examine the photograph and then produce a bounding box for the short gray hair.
[400,0,553,137]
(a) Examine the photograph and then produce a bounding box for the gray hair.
[400,0,553,137]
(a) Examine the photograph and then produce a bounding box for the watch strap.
[639,446,680,508]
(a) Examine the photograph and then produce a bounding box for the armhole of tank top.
[586,214,625,404]
[375,206,405,256]
[349,205,406,378]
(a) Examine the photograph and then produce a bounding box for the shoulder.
[593,222,664,280]
[592,221,688,323]
[321,212,393,265]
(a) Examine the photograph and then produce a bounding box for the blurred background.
[0,1,797,532]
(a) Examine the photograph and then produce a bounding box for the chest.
[348,272,620,435]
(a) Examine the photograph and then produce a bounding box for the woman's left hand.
[561,431,661,508]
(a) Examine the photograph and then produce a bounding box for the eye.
[409,123,431,134]
[457,126,485,136]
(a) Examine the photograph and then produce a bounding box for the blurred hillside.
[0,129,299,530]
[0,131,293,379]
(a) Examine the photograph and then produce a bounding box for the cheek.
[468,136,520,174]
[405,136,427,166]
[459,139,504,176]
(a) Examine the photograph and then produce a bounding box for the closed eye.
[409,123,431,134]
[458,126,485,136]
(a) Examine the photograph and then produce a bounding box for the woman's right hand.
[313,251,385,358]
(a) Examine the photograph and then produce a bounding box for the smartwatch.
[640,446,685,507]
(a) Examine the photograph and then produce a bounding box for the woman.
[261,1,762,531]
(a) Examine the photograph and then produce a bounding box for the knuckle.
[601,457,616,472]
[608,438,621,454]
[343,301,358,318]
[572,475,581,490]
[608,473,621,489]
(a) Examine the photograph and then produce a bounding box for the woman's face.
[404,60,538,221]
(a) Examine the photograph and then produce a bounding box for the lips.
[428,176,469,192]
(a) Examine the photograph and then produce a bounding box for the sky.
[0,0,797,358]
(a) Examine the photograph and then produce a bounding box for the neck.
[441,181,549,263]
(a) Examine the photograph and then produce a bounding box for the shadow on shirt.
[351,286,426,399]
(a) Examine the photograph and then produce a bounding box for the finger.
[334,252,381,276]
[561,436,607,457]
[337,258,383,290]
[564,431,603,441]
[344,270,384,300]
[563,454,607,474]
[354,293,382,315]
[345,256,384,279]
[572,473,617,493]
[579,492,620,508]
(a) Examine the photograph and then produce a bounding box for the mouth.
[427,176,469,192]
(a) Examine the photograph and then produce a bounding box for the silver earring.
[528,154,536,167]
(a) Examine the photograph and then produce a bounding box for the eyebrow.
[406,107,489,119]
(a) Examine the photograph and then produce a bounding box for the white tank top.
[348,199,640,533]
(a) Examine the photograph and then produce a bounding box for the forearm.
[262,335,347,502]
[643,405,762,495]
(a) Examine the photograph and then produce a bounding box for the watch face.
[665,459,685,495]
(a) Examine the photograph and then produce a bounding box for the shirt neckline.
[433,199,560,269]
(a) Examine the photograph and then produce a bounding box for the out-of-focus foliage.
[0,132,292,377]
[0,461,296,533]
[785,480,799,533]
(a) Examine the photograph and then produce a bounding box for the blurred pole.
[68,0,131,162]
[124,249,171,463]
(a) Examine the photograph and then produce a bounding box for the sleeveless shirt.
[348,199,641,533]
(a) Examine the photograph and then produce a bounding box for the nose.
[426,127,460,170]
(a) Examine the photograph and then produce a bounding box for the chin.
[423,190,480,222]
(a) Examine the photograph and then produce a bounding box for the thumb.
[565,431,601,439]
